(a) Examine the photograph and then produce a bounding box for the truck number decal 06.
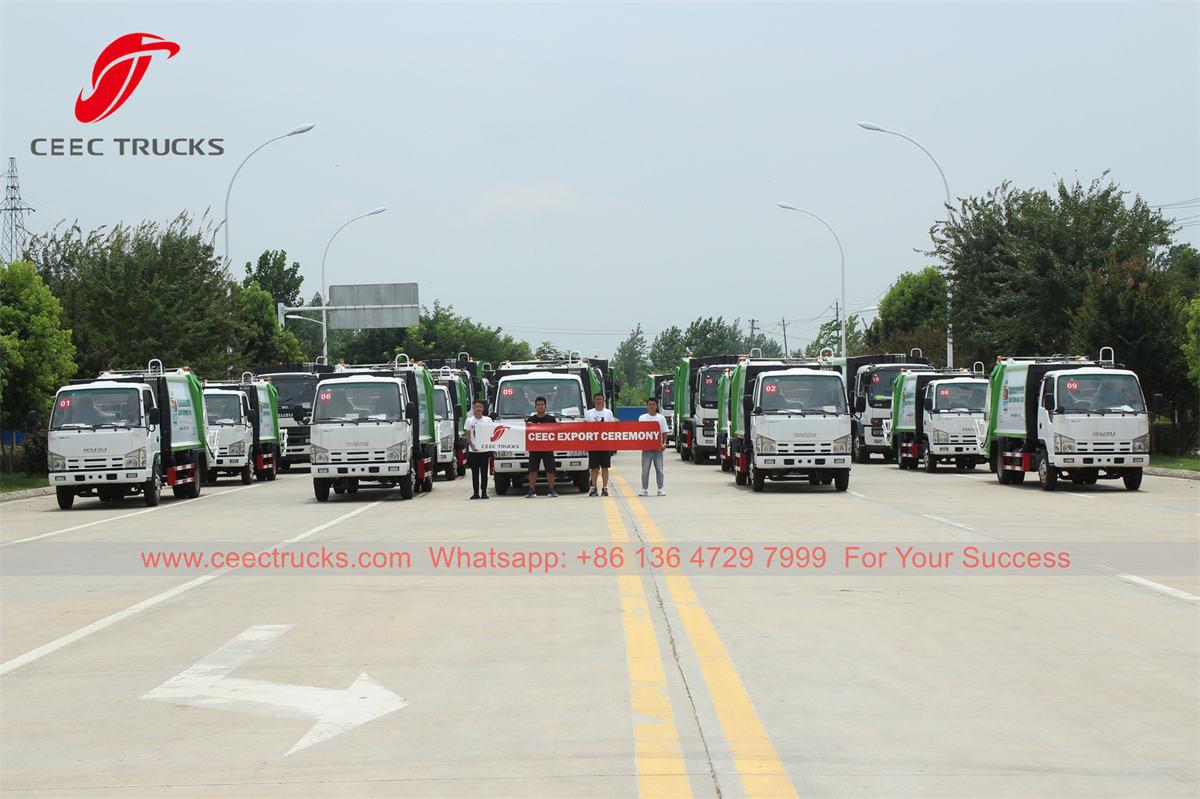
[319,390,333,402]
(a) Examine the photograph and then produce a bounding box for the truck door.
[1038,377,1054,439]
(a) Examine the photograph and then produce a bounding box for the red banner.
[525,421,665,451]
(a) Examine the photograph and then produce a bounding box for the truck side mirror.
[26,409,39,430]
[923,397,933,411]
[292,406,307,423]
[854,396,865,413]
[147,407,161,426]
[406,401,418,421]
[743,396,753,415]
[1041,393,1054,412]
[1152,393,1164,414]
[247,409,259,425]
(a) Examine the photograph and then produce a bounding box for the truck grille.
[775,442,832,455]
[1076,440,1132,454]
[288,427,311,445]
[330,450,387,463]
[66,456,123,470]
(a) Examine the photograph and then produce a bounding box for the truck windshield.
[494,378,584,419]
[435,389,453,420]
[265,374,319,410]
[661,383,674,410]
[205,394,243,425]
[313,382,403,423]
[758,375,847,414]
[698,372,724,408]
[1058,373,1145,414]
[51,387,141,429]
[863,368,901,408]
[933,383,987,412]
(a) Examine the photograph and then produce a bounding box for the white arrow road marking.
[144,624,408,755]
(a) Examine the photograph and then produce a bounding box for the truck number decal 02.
[764,383,778,394]
[167,378,201,448]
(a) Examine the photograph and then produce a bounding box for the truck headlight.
[932,428,949,444]
[122,448,147,469]
[831,435,851,454]
[49,451,66,471]
[1054,433,1076,453]
[754,435,777,455]
[228,440,246,457]
[386,442,408,462]
[1132,434,1149,453]
[310,444,330,464]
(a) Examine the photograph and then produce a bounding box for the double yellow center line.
[607,470,799,798]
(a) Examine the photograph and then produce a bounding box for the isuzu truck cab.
[728,359,851,492]
[433,384,459,481]
[202,387,256,484]
[674,354,739,462]
[203,374,281,483]
[256,361,334,471]
[46,360,213,509]
[889,368,988,472]
[488,358,599,494]
[986,348,1155,491]
[308,356,436,501]
[845,351,931,462]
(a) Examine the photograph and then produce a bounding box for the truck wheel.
[833,470,850,492]
[314,479,331,502]
[1122,469,1143,491]
[444,464,457,481]
[694,451,707,465]
[265,461,277,481]
[924,446,938,473]
[808,474,821,485]
[55,487,75,510]
[333,483,345,495]
[1009,470,1026,485]
[144,465,161,507]
[399,472,414,500]
[494,475,510,495]
[240,463,253,484]
[734,467,747,486]
[751,466,765,492]
[278,460,291,473]
[851,438,864,464]
[1037,450,1058,491]
[347,480,359,494]
[185,458,203,499]
[204,469,219,485]
[422,474,434,493]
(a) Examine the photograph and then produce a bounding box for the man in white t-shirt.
[464,400,492,499]
[584,392,615,496]
[639,397,669,496]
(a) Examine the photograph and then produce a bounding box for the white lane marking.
[1058,492,1097,501]
[4,484,257,547]
[1116,574,1200,606]
[921,514,976,532]
[951,473,992,481]
[0,502,380,677]
[848,490,869,499]
[144,624,407,756]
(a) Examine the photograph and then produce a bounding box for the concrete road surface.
[1,456,1197,797]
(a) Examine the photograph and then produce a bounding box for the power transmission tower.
[1,158,35,263]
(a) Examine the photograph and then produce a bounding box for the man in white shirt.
[584,392,615,496]
[464,400,492,499]
[639,397,669,496]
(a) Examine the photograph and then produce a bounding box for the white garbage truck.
[46,360,214,509]
[673,354,740,462]
[432,365,473,479]
[727,357,852,492]
[307,355,437,501]
[889,367,989,472]
[202,374,282,483]
[255,361,334,471]
[985,348,1156,491]
[835,352,932,463]
[486,356,602,495]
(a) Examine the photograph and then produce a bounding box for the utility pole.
[749,318,758,342]
[834,300,841,355]
[780,317,789,357]
[1,158,34,263]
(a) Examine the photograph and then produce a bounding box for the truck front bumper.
[929,444,985,458]
[50,468,150,486]
[494,455,588,473]
[212,455,249,469]
[312,462,410,478]
[754,455,850,469]
[1052,453,1148,469]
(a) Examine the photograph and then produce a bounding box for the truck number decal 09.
[939,388,950,397]
[1066,379,1079,393]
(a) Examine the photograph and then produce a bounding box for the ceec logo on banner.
[75,33,180,124]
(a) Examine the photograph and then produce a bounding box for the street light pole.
[857,121,954,367]
[319,207,388,362]
[777,203,847,358]
[222,122,315,269]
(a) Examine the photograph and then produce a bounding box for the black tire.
[494,475,510,496]
[265,461,277,481]
[751,466,765,492]
[735,468,748,486]
[574,472,590,493]
[1009,470,1026,485]
[1037,450,1058,491]
[399,472,414,499]
[694,451,707,465]
[833,470,850,492]
[186,458,202,499]
[422,474,434,493]
[333,484,345,495]
[314,479,331,502]
[1123,469,1143,491]
[808,474,821,485]
[997,465,1011,484]
[924,445,938,473]
[444,463,457,481]
[204,468,219,485]
[144,464,161,507]
[55,486,75,510]
[346,480,359,494]
[279,460,291,473]
[240,462,253,484]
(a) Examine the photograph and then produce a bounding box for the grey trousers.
[641,450,664,490]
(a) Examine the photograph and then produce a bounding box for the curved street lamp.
[777,203,847,358]
[320,207,388,360]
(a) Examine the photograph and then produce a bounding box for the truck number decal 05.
[501,386,514,396]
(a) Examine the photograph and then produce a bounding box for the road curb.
[0,486,53,502]
[1146,466,1199,480]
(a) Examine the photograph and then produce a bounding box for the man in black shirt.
[525,396,558,497]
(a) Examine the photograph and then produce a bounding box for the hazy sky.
[3,1,1197,356]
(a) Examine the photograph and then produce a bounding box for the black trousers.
[468,451,491,494]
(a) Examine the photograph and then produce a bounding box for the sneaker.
[601,487,608,497]
[657,489,666,496]
[638,489,648,497]
[525,491,534,498]
[588,486,598,497]
[548,490,559,498]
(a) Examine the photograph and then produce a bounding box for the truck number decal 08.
[939,388,950,397]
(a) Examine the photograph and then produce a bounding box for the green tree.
[0,261,77,469]
[742,330,784,358]
[866,267,947,349]
[611,324,649,405]
[336,302,533,365]
[233,281,305,371]
[680,316,744,356]
[1184,297,1200,389]
[1157,243,1199,301]
[931,176,1175,365]
[801,314,868,358]
[649,325,686,371]
[243,249,304,309]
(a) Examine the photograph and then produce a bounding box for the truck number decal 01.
[58,398,71,408]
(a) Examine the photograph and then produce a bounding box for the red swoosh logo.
[490,425,510,443]
[75,33,180,124]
